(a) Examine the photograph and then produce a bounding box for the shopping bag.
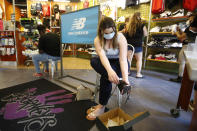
[76,85,94,101]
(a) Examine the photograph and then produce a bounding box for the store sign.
[61,5,99,44]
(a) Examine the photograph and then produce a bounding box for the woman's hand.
[107,69,119,84]
[122,79,130,85]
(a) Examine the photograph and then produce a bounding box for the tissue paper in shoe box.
[96,108,150,131]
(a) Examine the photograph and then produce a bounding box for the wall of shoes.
[145,1,193,73]
[0,31,16,61]
[0,0,22,62]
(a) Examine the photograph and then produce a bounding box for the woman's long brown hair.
[97,16,118,49]
[126,12,142,37]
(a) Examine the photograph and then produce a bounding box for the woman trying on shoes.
[87,17,130,120]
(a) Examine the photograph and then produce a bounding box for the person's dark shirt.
[38,33,60,56]
[123,24,145,47]
[184,26,197,43]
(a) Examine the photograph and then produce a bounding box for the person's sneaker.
[33,73,43,77]
[189,100,195,112]
[44,70,49,73]
[170,76,182,83]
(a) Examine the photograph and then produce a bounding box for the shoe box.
[96,108,150,131]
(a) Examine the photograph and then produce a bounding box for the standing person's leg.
[190,83,197,111]
[194,83,197,105]
[127,50,133,67]
[32,53,48,76]
[44,61,49,72]
[135,50,143,78]
[170,45,187,82]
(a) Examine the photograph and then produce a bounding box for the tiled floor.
[0,57,194,131]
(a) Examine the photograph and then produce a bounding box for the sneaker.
[44,70,49,73]
[189,100,195,111]
[33,73,43,77]
[170,76,182,83]
[160,11,172,18]
[186,11,192,16]
[150,26,161,32]
[136,73,144,78]
[172,9,184,17]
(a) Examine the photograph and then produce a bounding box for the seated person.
[32,25,60,77]
[86,17,130,120]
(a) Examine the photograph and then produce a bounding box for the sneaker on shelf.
[160,11,172,18]
[186,11,192,16]
[147,54,152,59]
[150,26,161,32]
[147,41,155,46]
[155,56,166,60]
[165,53,176,59]
[171,24,178,33]
[33,73,43,77]
[171,42,182,48]
[155,53,165,58]
[189,100,195,112]
[172,9,184,17]
[168,58,177,62]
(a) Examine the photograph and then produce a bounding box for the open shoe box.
[96,108,150,131]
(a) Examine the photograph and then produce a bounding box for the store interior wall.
[4,0,21,21]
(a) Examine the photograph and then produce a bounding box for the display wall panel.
[61,5,99,44]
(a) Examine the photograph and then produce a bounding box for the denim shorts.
[128,46,142,53]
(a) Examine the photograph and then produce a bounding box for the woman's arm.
[143,26,148,37]
[118,33,129,84]
[94,37,119,84]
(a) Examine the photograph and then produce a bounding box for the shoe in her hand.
[118,80,131,95]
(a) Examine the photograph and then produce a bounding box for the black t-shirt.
[184,26,197,43]
[123,24,145,47]
[38,33,60,57]
[118,23,126,31]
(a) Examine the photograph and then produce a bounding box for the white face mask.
[104,32,115,40]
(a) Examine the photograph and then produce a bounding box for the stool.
[43,59,60,79]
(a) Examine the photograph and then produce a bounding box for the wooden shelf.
[0,45,15,48]
[76,51,88,52]
[152,16,188,22]
[147,58,178,63]
[150,32,173,35]
[147,46,181,49]
[0,55,16,61]
[0,36,14,38]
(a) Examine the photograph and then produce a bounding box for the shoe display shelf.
[144,15,188,73]
[152,16,188,22]
[0,31,16,61]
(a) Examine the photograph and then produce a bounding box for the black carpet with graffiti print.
[0,79,96,131]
